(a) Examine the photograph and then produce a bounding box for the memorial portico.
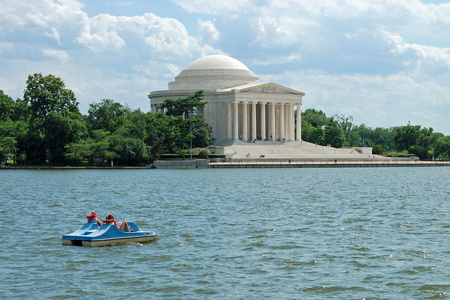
[149,55,305,143]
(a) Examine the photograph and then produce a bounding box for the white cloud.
[382,30,450,76]
[1,0,449,134]
[170,0,252,14]
[76,14,127,52]
[0,0,223,112]
[198,20,220,43]
[42,49,69,62]
[44,28,62,45]
[265,69,450,131]
[253,16,320,49]
[249,54,301,67]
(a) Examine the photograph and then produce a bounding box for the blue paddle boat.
[62,220,158,247]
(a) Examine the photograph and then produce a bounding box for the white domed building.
[149,55,305,143]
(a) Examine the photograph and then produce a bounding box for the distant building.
[149,55,305,143]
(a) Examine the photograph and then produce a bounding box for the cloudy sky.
[1,0,449,134]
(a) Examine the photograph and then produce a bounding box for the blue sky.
[1,0,449,134]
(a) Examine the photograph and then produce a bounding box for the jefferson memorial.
[149,55,305,143]
[149,55,375,159]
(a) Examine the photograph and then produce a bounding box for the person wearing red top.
[86,211,102,226]
[104,213,133,232]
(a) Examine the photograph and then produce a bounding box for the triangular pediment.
[220,82,304,96]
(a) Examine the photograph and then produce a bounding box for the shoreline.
[2,160,449,170]
[208,160,450,168]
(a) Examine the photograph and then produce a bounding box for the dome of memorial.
[185,55,252,71]
[168,55,259,90]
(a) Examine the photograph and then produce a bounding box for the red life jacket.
[103,219,119,227]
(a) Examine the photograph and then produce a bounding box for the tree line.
[300,109,449,159]
[0,74,212,166]
[1,73,448,166]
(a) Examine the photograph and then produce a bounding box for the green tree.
[393,125,420,150]
[109,109,167,163]
[65,129,117,165]
[159,90,206,118]
[302,109,328,145]
[24,73,79,130]
[393,125,436,152]
[198,150,209,159]
[0,91,16,122]
[335,114,354,146]
[347,128,363,147]
[0,136,15,162]
[141,112,190,161]
[191,115,213,147]
[433,135,450,159]
[308,127,325,145]
[303,109,328,128]
[370,142,386,155]
[44,112,85,164]
[22,73,82,164]
[409,145,430,160]
[370,127,394,151]
[0,91,29,162]
[324,118,344,147]
[17,132,46,164]
[417,127,437,148]
[86,99,130,133]
[158,91,212,155]
[108,131,150,165]
[354,126,394,150]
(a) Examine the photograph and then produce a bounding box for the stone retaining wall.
[154,159,209,169]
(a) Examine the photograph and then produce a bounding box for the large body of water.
[1,167,449,299]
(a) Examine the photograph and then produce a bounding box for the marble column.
[291,103,295,141]
[286,104,289,140]
[203,102,208,124]
[287,103,291,141]
[242,102,248,141]
[270,102,276,140]
[251,102,257,141]
[296,102,302,141]
[284,104,289,141]
[260,102,266,140]
[280,103,285,141]
[226,102,232,140]
[233,101,239,140]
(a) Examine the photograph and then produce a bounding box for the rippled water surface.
[1,167,449,299]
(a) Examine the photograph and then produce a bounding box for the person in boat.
[104,214,133,232]
[86,211,102,226]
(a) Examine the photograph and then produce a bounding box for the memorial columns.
[296,102,302,141]
[242,102,248,141]
[286,103,291,141]
[289,103,295,142]
[233,101,239,140]
[270,102,276,140]
[226,102,232,140]
[284,103,289,141]
[260,102,266,140]
[251,102,257,141]
[280,103,285,141]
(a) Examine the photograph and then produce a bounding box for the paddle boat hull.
[62,221,157,247]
